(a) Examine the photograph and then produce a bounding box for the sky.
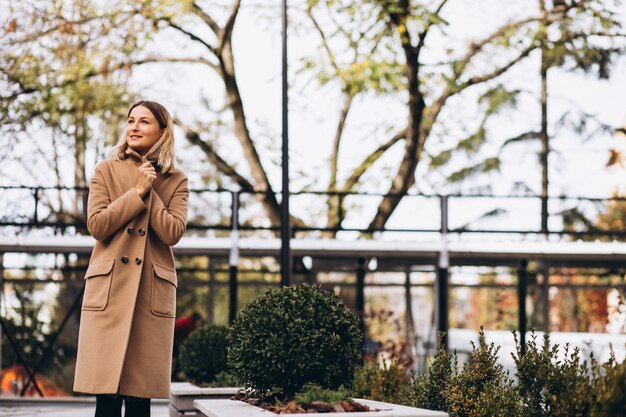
[120,0,626,235]
[2,0,625,234]
[131,0,626,190]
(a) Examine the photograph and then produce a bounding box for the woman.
[74,100,189,417]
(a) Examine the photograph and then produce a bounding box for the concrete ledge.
[0,397,168,405]
[194,398,448,417]
[169,383,239,417]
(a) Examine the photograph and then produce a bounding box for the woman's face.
[125,105,163,156]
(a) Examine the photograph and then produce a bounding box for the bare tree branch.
[162,18,217,55]
[460,42,537,90]
[192,1,221,34]
[1,56,220,101]
[415,0,450,57]
[307,6,341,73]
[365,2,586,230]
[176,119,255,192]
[7,10,135,45]
[343,128,406,192]
[218,0,241,55]
[329,94,354,192]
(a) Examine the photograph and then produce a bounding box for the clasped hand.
[135,162,157,197]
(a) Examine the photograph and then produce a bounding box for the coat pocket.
[151,262,177,318]
[82,258,115,311]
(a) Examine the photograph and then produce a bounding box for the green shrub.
[179,324,229,385]
[295,383,352,404]
[592,352,626,417]
[351,361,379,398]
[514,333,626,417]
[228,284,363,395]
[445,330,521,417]
[409,338,453,412]
[407,329,521,417]
[369,360,410,404]
[351,359,412,403]
[211,370,236,387]
[405,330,626,417]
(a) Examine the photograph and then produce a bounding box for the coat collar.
[125,147,145,163]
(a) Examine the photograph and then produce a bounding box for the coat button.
[121,256,129,264]
[135,257,142,265]
[127,227,135,234]
[138,228,146,236]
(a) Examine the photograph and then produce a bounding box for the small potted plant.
[193,285,447,416]
[169,324,239,417]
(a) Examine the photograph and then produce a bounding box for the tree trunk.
[326,94,353,235]
[368,40,425,231]
[219,40,282,226]
[540,0,549,235]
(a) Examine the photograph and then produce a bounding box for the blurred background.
[0,0,625,397]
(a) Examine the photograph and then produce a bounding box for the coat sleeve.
[87,163,147,242]
[148,176,189,246]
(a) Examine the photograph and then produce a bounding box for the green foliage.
[447,157,500,183]
[295,383,352,404]
[351,359,413,404]
[593,353,626,417]
[400,330,626,417]
[513,332,621,417]
[350,360,379,398]
[1,287,59,368]
[409,337,453,412]
[227,284,363,395]
[179,324,229,385]
[211,370,237,388]
[369,360,410,404]
[445,330,520,417]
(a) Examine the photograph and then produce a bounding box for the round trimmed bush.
[179,324,229,384]
[228,284,363,395]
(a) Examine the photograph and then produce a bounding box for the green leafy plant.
[351,360,380,398]
[445,330,520,417]
[409,336,453,412]
[294,383,352,404]
[404,329,626,417]
[228,284,363,395]
[179,324,229,385]
[369,360,410,404]
[592,352,626,417]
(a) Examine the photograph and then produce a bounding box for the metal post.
[0,252,3,374]
[404,269,416,366]
[437,195,449,349]
[280,0,291,287]
[518,259,528,355]
[356,257,366,336]
[539,264,550,331]
[207,257,215,325]
[229,192,239,324]
[33,187,40,224]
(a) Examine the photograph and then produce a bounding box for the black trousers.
[95,394,151,417]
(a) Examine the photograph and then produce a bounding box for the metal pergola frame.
[2,234,626,397]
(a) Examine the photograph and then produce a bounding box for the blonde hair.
[111,100,176,174]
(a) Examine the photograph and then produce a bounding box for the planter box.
[169,382,240,417]
[194,398,448,417]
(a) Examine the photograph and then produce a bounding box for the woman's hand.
[135,161,157,197]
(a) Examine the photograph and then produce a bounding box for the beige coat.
[73,148,189,399]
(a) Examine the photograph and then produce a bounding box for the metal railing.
[1,185,625,238]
